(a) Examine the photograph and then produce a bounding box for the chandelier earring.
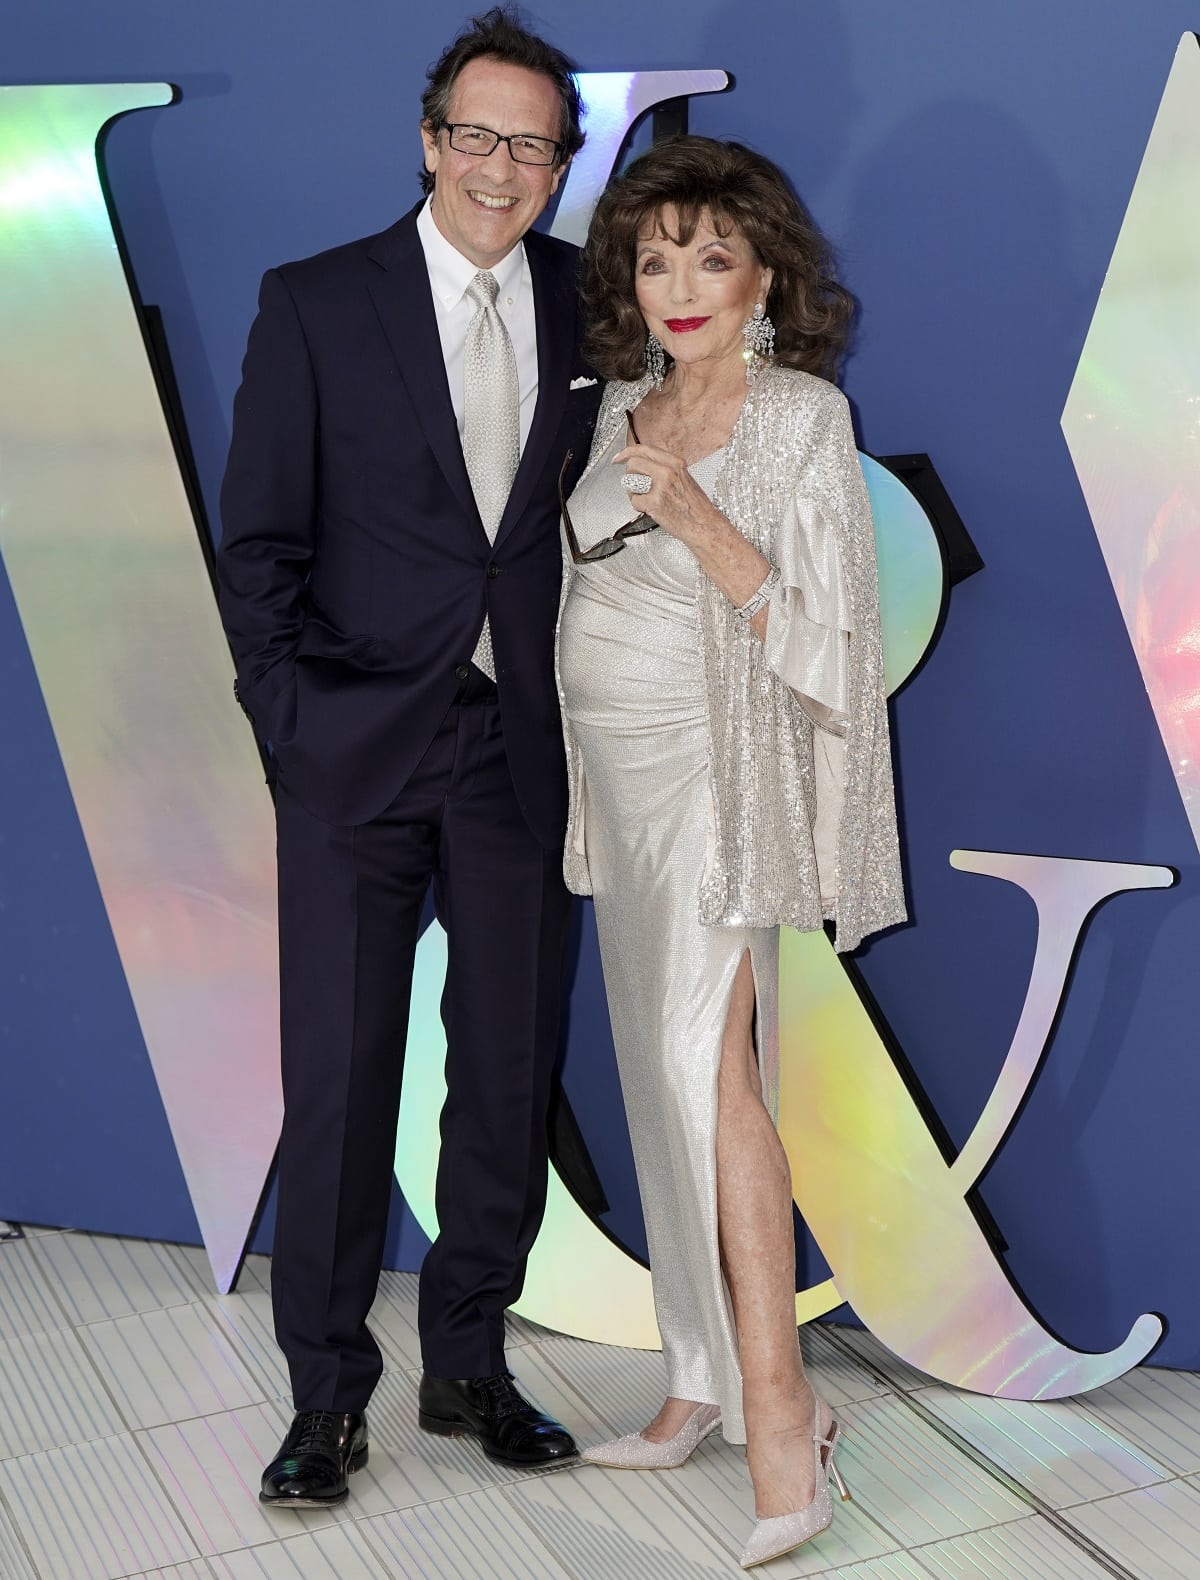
[741,301,775,383]
[644,331,666,390]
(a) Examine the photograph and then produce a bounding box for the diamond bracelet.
[734,564,781,621]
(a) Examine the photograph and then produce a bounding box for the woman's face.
[634,206,773,377]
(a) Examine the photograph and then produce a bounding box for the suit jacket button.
[487,562,501,578]
[455,664,470,681]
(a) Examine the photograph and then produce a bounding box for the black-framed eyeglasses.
[439,121,562,167]
[560,410,658,564]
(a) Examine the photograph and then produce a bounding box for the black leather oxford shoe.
[418,1371,577,1465]
[259,1409,368,1506]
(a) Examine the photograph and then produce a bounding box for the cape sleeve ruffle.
[764,492,853,733]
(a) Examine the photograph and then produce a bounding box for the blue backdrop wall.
[3,1,1198,1364]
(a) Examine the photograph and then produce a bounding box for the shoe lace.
[292,1410,341,1455]
[472,1372,526,1420]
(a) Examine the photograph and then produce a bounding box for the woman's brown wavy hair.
[582,136,854,383]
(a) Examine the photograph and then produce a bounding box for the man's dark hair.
[420,7,585,195]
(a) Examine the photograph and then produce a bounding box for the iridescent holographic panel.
[2,80,1152,1402]
[551,71,729,247]
[948,852,1174,1192]
[1062,33,1200,852]
[777,857,1167,1400]
[0,86,281,1293]
[862,454,943,694]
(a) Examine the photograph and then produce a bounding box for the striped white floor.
[0,1224,1193,1579]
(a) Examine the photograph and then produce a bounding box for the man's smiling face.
[421,56,565,270]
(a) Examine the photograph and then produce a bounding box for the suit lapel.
[494,231,573,547]
[365,209,478,523]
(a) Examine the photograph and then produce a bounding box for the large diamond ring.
[621,472,653,495]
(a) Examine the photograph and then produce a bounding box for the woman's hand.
[612,441,726,551]
[613,439,776,639]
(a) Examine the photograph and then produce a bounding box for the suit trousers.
[271,671,571,1408]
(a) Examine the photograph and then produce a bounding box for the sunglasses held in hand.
[560,410,659,564]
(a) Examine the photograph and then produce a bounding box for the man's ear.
[420,119,440,178]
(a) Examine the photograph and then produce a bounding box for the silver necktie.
[462,269,519,682]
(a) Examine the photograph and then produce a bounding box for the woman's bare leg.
[715,950,821,1516]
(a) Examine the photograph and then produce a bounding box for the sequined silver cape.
[557,364,905,952]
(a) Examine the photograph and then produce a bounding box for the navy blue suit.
[218,204,600,1406]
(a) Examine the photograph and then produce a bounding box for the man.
[217,7,601,1505]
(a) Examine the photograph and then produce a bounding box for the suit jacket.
[217,203,601,839]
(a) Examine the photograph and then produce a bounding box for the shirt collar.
[417,198,526,309]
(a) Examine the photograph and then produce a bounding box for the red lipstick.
[664,317,710,333]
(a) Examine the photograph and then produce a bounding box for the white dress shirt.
[416,199,538,453]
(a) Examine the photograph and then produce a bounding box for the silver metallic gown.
[558,425,778,1443]
[556,373,902,1445]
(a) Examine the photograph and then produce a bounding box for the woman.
[556,137,905,1567]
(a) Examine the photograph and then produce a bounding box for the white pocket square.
[569,375,598,390]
